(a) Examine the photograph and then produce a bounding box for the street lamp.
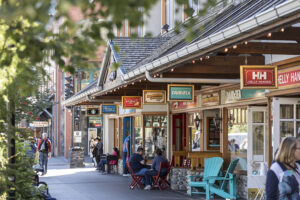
[213,113,222,132]
[194,115,202,131]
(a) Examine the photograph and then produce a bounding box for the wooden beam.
[163,73,240,79]
[258,27,300,41]
[229,42,300,55]
[187,55,265,66]
[170,65,240,74]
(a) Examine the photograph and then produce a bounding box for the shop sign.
[171,97,197,110]
[143,90,166,104]
[240,65,277,89]
[122,96,142,109]
[86,107,100,116]
[89,117,102,127]
[101,104,118,114]
[168,84,194,101]
[32,121,48,127]
[225,89,265,103]
[278,66,300,88]
[73,131,82,143]
[119,106,135,115]
[202,93,219,106]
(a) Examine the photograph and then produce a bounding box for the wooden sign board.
[122,96,142,109]
[86,107,101,116]
[143,90,166,105]
[240,65,277,89]
[168,84,194,101]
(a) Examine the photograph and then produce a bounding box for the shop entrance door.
[273,98,300,150]
[247,106,267,195]
[172,114,187,151]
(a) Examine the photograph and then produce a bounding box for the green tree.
[0,0,217,198]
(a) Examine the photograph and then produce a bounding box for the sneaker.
[123,174,130,177]
[101,172,107,175]
[144,185,151,190]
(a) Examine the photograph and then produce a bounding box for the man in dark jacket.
[37,133,51,175]
[95,138,103,168]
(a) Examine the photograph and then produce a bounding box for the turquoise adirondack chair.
[187,157,224,198]
[206,159,239,200]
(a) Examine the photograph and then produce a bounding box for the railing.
[172,151,188,168]
[188,151,222,170]
[172,151,223,169]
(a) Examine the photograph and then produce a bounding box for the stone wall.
[237,175,247,199]
[70,147,85,168]
[117,159,123,175]
[170,168,248,200]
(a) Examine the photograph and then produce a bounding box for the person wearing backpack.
[266,137,300,200]
[37,133,52,175]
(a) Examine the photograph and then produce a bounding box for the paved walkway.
[40,156,216,200]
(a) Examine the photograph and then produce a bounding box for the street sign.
[32,121,48,127]
[73,131,82,143]
[240,65,277,89]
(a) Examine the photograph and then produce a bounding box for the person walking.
[266,137,300,200]
[144,148,168,190]
[123,131,130,176]
[37,133,52,175]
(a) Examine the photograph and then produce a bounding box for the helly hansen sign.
[240,65,277,89]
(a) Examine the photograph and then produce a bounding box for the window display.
[228,108,247,171]
[144,115,167,159]
[134,116,143,152]
[188,113,201,151]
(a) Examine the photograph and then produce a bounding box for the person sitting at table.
[129,147,150,176]
[98,147,119,174]
[144,148,168,190]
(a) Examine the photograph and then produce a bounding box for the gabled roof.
[122,0,300,80]
[111,37,170,73]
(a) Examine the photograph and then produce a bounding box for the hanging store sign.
[168,84,194,101]
[143,90,166,104]
[32,121,48,127]
[88,117,102,128]
[240,65,277,89]
[278,66,300,88]
[172,96,197,110]
[202,93,219,106]
[225,89,265,103]
[122,96,142,109]
[86,107,100,116]
[101,104,118,114]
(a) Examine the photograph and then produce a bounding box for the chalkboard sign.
[206,117,220,150]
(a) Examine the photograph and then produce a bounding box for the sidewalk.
[40,156,219,200]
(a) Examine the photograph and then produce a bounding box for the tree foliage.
[0,0,219,198]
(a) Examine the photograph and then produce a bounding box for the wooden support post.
[222,107,229,168]
[267,97,272,168]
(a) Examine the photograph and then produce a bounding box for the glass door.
[247,107,267,194]
[273,98,300,151]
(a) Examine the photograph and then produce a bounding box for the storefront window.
[228,108,247,171]
[280,121,294,138]
[280,104,294,119]
[134,116,143,152]
[144,115,167,159]
[297,105,300,119]
[188,113,201,151]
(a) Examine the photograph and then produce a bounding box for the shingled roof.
[111,37,170,73]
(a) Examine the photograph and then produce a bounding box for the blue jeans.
[99,159,107,172]
[39,152,48,174]
[135,168,149,176]
[123,152,128,174]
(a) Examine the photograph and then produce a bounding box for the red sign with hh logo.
[122,96,142,109]
[240,65,277,89]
